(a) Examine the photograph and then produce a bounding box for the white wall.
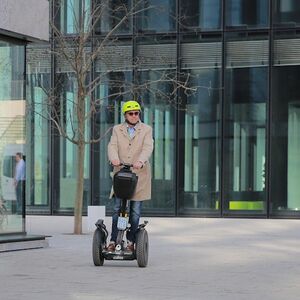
[0,0,49,42]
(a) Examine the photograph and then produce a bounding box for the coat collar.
[119,121,142,139]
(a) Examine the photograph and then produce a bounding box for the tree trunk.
[74,142,85,234]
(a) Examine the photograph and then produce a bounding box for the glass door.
[223,34,268,215]
[178,36,222,216]
[0,40,26,234]
[270,32,300,215]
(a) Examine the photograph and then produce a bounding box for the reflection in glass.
[58,0,91,34]
[224,35,268,213]
[138,70,176,214]
[93,42,133,209]
[95,71,133,209]
[178,39,222,214]
[95,0,132,34]
[180,69,221,213]
[271,38,300,212]
[273,0,300,26]
[137,0,176,32]
[0,41,25,234]
[288,103,300,209]
[133,38,176,214]
[226,0,269,28]
[56,73,90,212]
[26,46,51,211]
[224,61,268,212]
[93,67,177,215]
[181,0,222,30]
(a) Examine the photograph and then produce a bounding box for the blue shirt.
[127,122,139,139]
[127,127,135,138]
[15,159,25,181]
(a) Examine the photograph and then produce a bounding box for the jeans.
[110,197,143,244]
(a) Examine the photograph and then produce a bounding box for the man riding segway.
[107,100,154,254]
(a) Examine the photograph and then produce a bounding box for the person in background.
[14,152,25,215]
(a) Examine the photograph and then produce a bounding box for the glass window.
[181,0,222,30]
[94,0,132,34]
[178,37,222,215]
[54,72,91,213]
[91,42,133,212]
[137,70,176,215]
[26,45,51,211]
[271,33,300,214]
[136,0,176,33]
[94,37,177,215]
[2,156,15,178]
[0,40,26,234]
[0,41,24,100]
[223,34,269,215]
[135,37,176,215]
[226,0,269,29]
[93,71,133,209]
[57,0,91,34]
[273,0,300,27]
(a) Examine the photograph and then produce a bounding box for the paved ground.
[1,216,300,300]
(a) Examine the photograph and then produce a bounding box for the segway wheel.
[92,229,105,266]
[136,229,148,268]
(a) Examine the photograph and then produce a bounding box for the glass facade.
[95,0,132,34]
[136,37,177,215]
[225,0,269,28]
[181,0,222,30]
[92,42,133,212]
[27,45,51,213]
[273,0,300,27]
[271,31,300,214]
[137,0,176,32]
[23,0,300,219]
[57,0,91,34]
[224,33,268,215]
[138,69,177,215]
[0,39,26,234]
[179,36,222,215]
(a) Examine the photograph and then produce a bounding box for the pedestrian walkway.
[1,216,300,300]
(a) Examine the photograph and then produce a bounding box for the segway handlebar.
[110,162,143,169]
[119,162,133,168]
[120,162,143,169]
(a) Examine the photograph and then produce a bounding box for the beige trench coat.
[108,122,154,201]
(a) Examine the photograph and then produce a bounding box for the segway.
[92,163,149,267]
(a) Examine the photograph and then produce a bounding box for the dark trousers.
[15,180,25,215]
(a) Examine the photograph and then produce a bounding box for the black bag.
[113,166,138,199]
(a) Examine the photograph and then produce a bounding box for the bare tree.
[50,0,142,234]
[28,0,217,234]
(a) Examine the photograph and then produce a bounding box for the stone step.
[0,234,49,252]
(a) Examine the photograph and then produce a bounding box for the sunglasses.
[127,111,140,116]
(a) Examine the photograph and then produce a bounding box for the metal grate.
[95,45,133,72]
[27,46,51,74]
[226,40,269,68]
[181,42,222,69]
[274,38,300,66]
[136,44,176,70]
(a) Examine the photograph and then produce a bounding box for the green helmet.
[122,100,141,114]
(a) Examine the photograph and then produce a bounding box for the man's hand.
[111,159,120,167]
[133,161,143,169]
